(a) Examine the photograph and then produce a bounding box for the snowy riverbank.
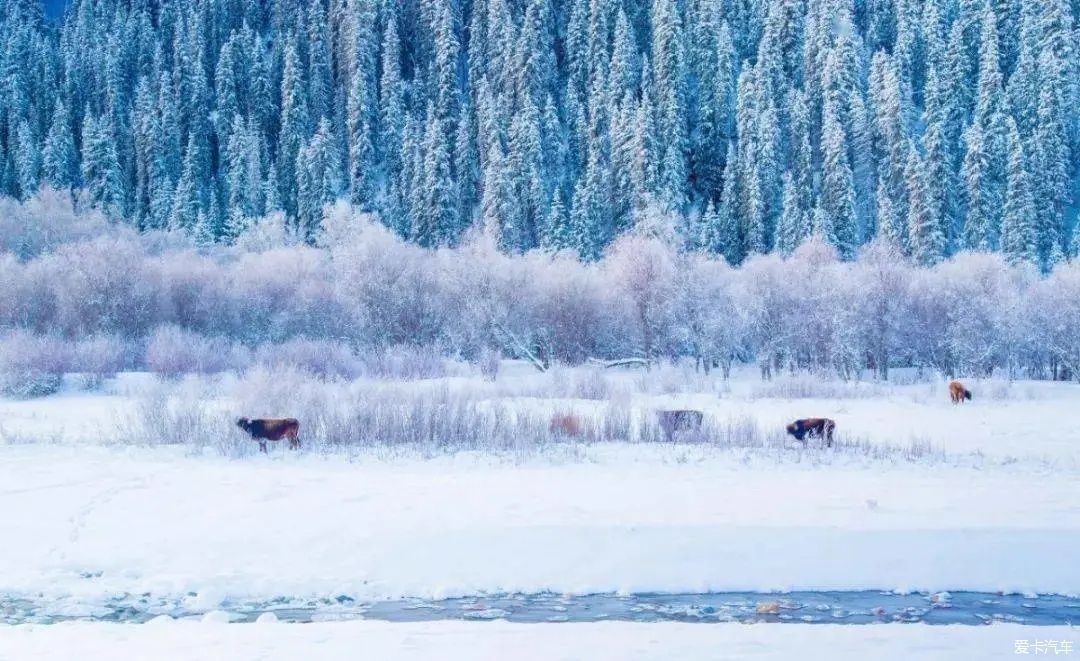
[1,442,1077,602]
[0,620,1072,660]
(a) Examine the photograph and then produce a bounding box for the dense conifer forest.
[0,0,1076,267]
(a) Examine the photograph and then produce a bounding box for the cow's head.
[964,390,972,401]
[786,420,807,440]
[236,417,251,432]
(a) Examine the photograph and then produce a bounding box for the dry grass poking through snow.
[109,367,958,466]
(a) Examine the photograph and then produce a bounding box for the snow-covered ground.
[0,442,1077,602]
[1,367,1077,657]
[2,366,1079,461]
[1,620,1070,660]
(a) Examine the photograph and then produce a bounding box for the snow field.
[0,442,1077,602]
[0,620,1071,661]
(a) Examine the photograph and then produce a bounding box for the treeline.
[1,194,1079,382]
[0,0,1076,266]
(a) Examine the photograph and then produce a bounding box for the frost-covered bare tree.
[2,197,1080,382]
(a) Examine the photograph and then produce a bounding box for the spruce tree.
[819,101,856,259]
[347,0,378,209]
[379,8,405,178]
[296,118,340,242]
[1000,118,1038,266]
[169,134,201,232]
[278,38,310,218]
[775,172,806,254]
[715,143,742,266]
[80,112,125,218]
[1032,61,1070,270]
[42,100,77,189]
[14,122,41,200]
[907,144,946,266]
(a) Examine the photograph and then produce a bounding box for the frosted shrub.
[674,255,748,377]
[359,345,447,380]
[477,347,501,381]
[933,253,1024,376]
[749,373,891,399]
[145,325,249,378]
[1029,265,1080,381]
[226,247,343,344]
[849,240,914,380]
[603,234,677,361]
[0,332,71,398]
[155,252,230,335]
[0,197,1074,383]
[329,219,457,349]
[119,388,244,454]
[0,188,114,259]
[71,334,128,389]
[42,236,158,337]
[572,367,612,400]
[530,252,618,364]
[254,339,361,379]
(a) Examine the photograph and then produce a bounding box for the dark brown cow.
[236,418,301,453]
[948,380,972,404]
[657,410,704,442]
[786,418,836,447]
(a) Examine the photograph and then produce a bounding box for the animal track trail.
[50,477,152,564]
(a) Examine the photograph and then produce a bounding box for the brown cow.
[236,418,301,453]
[786,418,836,447]
[657,410,704,442]
[948,380,972,404]
[550,413,583,438]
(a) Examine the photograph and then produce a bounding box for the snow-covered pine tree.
[169,134,202,232]
[963,3,1008,251]
[651,0,688,210]
[14,121,41,200]
[42,100,77,190]
[819,99,856,258]
[1032,76,1069,269]
[347,0,378,209]
[775,171,807,254]
[542,189,574,252]
[609,7,639,101]
[870,51,910,252]
[922,62,959,254]
[413,110,460,247]
[0,0,1075,261]
[517,0,557,107]
[714,142,742,266]
[296,118,341,241]
[278,37,310,219]
[379,3,404,182]
[569,140,612,261]
[1000,117,1038,266]
[907,143,946,266]
[306,1,333,126]
[80,111,125,218]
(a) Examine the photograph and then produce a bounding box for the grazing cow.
[550,413,583,438]
[657,410,704,442]
[948,380,972,404]
[236,417,301,453]
[786,418,836,447]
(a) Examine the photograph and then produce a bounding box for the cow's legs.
[259,440,267,453]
